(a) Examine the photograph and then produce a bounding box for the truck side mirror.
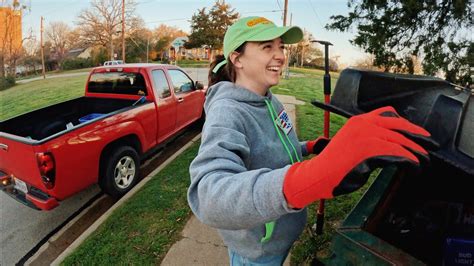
[195,81,204,90]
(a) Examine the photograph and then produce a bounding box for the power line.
[136,0,155,4]
[144,10,282,25]
[275,0,282,11]
[144,18,189,24]
[307,0,324,29]
[41,0,83,16]
[241,9,283,14]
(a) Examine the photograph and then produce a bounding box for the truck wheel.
[100,146,140,198]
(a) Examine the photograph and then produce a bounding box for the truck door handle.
[178,97,184,103]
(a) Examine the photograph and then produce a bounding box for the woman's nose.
[274,48,285,61]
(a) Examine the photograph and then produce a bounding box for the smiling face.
[230,38,285,95]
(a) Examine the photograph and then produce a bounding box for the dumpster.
[313,69,474,265]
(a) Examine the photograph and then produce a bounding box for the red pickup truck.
[0,63,206,210]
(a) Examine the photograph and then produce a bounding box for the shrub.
[0,75,16,90]
[62,58,94,70]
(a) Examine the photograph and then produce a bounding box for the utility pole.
[146,37,149,63]
[283,0,289,78]
[40,16,45,79]
[284,13,292,79]
[121,0,125,62]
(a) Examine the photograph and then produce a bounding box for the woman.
[188,16,431,265]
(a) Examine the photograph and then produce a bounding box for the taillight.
[36,152,56,189]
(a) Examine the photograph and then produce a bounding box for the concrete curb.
[51,133,202,265]
[25,193,108,265]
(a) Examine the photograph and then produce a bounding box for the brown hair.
[208,43,247,87]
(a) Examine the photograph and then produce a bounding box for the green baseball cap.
[212,16,304,73]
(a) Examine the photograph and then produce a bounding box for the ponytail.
[208,43,247,87]
[208,55,231,86]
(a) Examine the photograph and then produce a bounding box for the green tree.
[186,0,238,52]
[327,0,473,85]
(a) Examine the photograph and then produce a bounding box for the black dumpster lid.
[312,68,474,175]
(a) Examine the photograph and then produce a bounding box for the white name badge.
[276,109,293,135]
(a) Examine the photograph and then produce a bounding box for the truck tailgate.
[0,135,42,189]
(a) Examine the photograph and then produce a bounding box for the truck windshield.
[88,72,147,96]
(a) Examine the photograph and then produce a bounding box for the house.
[67,47,93,59]
[169,37,210,61]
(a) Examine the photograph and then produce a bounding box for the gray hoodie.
[188,81,309,260]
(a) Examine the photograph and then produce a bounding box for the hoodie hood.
[205,81,272,112]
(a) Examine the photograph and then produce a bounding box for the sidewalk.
[161,94,304,265]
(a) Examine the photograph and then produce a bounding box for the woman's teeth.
[267,66,280,72]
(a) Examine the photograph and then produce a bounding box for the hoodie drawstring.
[260,99,301,243]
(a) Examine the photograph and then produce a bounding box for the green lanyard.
[260,99,301,243]
[264,99,301,164]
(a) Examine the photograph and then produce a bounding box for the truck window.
[168,69,194,94]
[151,70,171,99]
[88,72,148,96]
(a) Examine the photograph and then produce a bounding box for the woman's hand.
[306,137,330,155]
[283,106,435,209]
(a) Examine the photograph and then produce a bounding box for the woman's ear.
[229,51,243,69]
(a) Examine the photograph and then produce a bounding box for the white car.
[103,60,124,66]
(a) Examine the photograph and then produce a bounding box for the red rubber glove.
[306,137,330,155]
[284,106,432,209]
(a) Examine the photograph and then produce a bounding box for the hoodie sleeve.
[188,102,300,230]
[300,141,309,156]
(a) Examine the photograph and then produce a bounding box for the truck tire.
[99,146,140,198]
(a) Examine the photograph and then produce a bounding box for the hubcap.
[114,156,136,189]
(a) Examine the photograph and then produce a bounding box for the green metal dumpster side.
[316,69,474,265]
[327,166,424,265]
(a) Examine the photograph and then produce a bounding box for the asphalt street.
[0,185,101,265]
[0,67,208,265]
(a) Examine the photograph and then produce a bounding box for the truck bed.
[0,97,140,142]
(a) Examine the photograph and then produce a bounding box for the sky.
[20,0,369,66]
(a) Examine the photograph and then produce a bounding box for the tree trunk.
[0,54,5,79]
[110,35,114,60]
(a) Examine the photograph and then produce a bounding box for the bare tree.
[76,0,137,60]
[19,36,40,74]
[45,21,71,67]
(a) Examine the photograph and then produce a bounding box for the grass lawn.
[15,67,92,81]
[1,68,374,265]
[151,59,210,68]
[0,75,86,121]
[176,59,209,68]
[62,143,200,265]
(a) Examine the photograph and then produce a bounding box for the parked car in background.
[103,60,124,66]
[0,63,206,210]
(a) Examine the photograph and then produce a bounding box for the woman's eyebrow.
[258,41,273,46]
[258,40,285,46]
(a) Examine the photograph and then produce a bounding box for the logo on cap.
[246,17,273,27]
